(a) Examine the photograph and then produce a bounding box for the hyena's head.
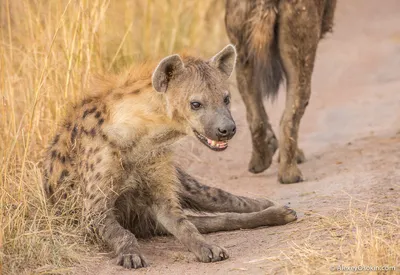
[152,45,237,151]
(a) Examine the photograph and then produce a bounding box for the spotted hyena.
[42,45,297,269]
[225,0,337,183]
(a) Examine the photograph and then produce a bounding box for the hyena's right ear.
[152,54,185,93]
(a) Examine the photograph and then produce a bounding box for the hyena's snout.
[215,118,236,140]
[194,112,236,152]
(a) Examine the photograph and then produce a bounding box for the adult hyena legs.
[277,2,321,184]
[86,193,148,269]
[177,167,274,212]
[235,59,278,174]
[177,168,297,233]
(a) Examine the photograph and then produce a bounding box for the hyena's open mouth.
[193,130,228,151]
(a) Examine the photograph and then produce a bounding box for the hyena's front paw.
[194,243,229,263]
[116,248,148,269]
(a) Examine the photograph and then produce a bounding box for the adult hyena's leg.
[177,168,274,213]
[85,189,147,269]
[277,1,321,184]
[236,59,278,174]
[152,195,229,263]
[187,206,297,234]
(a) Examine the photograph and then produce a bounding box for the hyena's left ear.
[209,44,237,79]
[152,54,185,93]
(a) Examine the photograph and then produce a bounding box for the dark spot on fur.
[113,93,124,100]
[201,185,210,191]
[101,134,108,141]
[109,141,117,148]
[94,148,100,154]
[51,150,57,159]
[176,217,186,224]
[52,134,60,145]
[83,107,97,119]
[64,122,72,130]
[95,111,101,118]
[60,155,66,163]
[81,98,93,105]
[130,89,140,94]
[183,184,192,192]
[217,189,227,201]
[95,172,101,180]
[98,118,104,126]
[82,110,90,119]
[71,124,78,143]
[50,164,53,174]
[48,184,54,195]
[58,169,69,183]
[212,196,218,202]
[96,157,102,164]
[90,164,94,171]
[90,128,96,137]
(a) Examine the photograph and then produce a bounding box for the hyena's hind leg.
[177,168,274,213]
[187,206,297,234]
[177,168,296,233]
[277,1,321,184]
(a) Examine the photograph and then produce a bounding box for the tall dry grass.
[282,204,400,274]
[0,0,227,273]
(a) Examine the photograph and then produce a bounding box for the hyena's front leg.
[177,168,274,212]
[152,195,229,263]
[85,191,147,269]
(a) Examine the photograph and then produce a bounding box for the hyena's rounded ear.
[209,44,237,79]
[152,54,185,93]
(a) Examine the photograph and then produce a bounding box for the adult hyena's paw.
[278,164,304,184]
[249,152,272,174]
[116,250,148,269]
[263,205,298,225]
[248,134,278,174]
[194,243,229,263]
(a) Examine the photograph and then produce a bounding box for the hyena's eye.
[224,96,230,105]
[190,101,202,110]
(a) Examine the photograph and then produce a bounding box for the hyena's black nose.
[217,123,236,139]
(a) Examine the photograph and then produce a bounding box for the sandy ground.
[75,1,400,274]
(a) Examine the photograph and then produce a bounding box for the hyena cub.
[225,0,337,183]
[42,45,297,269]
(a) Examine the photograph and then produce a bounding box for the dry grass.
[0,0,226,273]
[279,203,400,275]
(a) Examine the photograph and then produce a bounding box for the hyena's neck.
[103,86,187,150]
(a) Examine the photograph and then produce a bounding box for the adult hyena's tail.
[244,0,283,100]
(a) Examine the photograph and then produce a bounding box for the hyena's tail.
[244,0,283,100]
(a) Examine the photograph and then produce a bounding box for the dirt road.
[77,1,400,274]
